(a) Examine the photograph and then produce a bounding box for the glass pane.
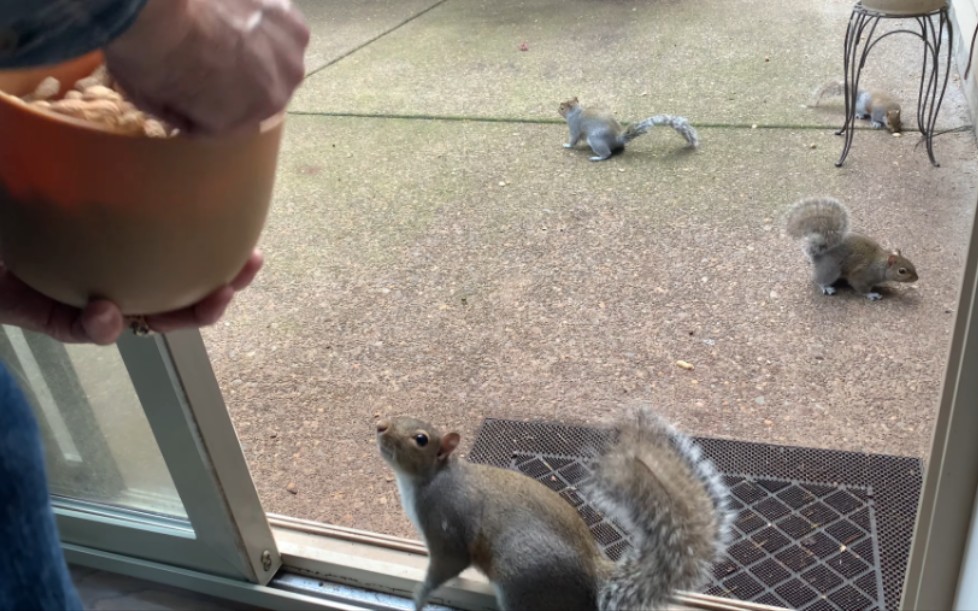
[0,325,186,518]
[204,5,976,536]
[204,3,977,608]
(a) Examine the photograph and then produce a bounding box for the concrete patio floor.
[201,0,978,538]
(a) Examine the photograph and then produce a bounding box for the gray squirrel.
[810,80,902,133]
[558,97,700,161]
[376,407,733,611]
[786,197,918,301]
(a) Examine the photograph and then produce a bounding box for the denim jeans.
[0,364,82,610]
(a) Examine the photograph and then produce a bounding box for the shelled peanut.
[0,65,175,138]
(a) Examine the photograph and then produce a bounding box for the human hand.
[0,251,263,345]
[103,0,309,135]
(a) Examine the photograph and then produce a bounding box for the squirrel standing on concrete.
[810,80,902,133]
[376,408,733,611]
[558,97,700,161]
[786,197,918,301]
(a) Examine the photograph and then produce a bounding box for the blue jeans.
[0,364,82,610]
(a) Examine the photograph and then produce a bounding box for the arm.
[0,0,149,69]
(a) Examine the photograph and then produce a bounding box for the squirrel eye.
[899,268,908,274]
[414,433,429,447]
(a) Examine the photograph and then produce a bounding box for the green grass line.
[285,110,975,132]
[304,0,454,79]
[287,110,560,125]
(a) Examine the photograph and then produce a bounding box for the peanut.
[73,65,111,92]
[142,119,168,138]
[48,99,125,127]
[2,64,176,138]
[81,85,122,102]
[26,76,60,101]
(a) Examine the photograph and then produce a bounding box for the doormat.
[467,418,923,611]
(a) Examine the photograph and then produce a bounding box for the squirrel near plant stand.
[376,407,734,611]
[809,80,903,133]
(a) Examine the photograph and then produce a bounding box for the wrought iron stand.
[836,2,951,167]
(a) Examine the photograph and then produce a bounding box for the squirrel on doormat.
[376,407,733,610]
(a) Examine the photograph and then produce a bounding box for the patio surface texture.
[200,0,978,539]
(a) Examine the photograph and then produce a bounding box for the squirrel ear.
[437,432,461,461]
[887,253,898,266]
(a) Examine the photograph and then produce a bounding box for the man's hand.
[0,251,263,345]
[104,0,309,135]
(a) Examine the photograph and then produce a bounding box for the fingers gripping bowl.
[0,52,285,315]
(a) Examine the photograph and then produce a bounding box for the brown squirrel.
[558,97,699,161]
[376,408,733,611]
[810,80,902,133]
[786,197,918,301]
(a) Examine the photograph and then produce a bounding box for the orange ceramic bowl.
[0,52,284,314]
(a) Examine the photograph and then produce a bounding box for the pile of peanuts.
[1,65,176,138]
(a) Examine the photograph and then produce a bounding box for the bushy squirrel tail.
[810,80,848,107]
[622,115,700,148]
[786,197,851,257]
[586,407,733,611]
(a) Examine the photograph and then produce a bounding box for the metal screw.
[261,550,272,571]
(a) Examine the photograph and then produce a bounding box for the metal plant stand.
[836,1,951,167]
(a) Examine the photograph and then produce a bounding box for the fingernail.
[87,307,120,344]
[94,309,115,327]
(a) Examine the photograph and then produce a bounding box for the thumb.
[80,300,125,345]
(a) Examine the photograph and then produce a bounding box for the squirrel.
[810,80,902,133]
[786,196,918,301]
[558,97,700,161]
[376,407,733,611]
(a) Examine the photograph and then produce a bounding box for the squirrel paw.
[866,292,883,301]
[820,285,837,296]
[871,120,884,129]
[563,143,574,148]
[589,155,609,161]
